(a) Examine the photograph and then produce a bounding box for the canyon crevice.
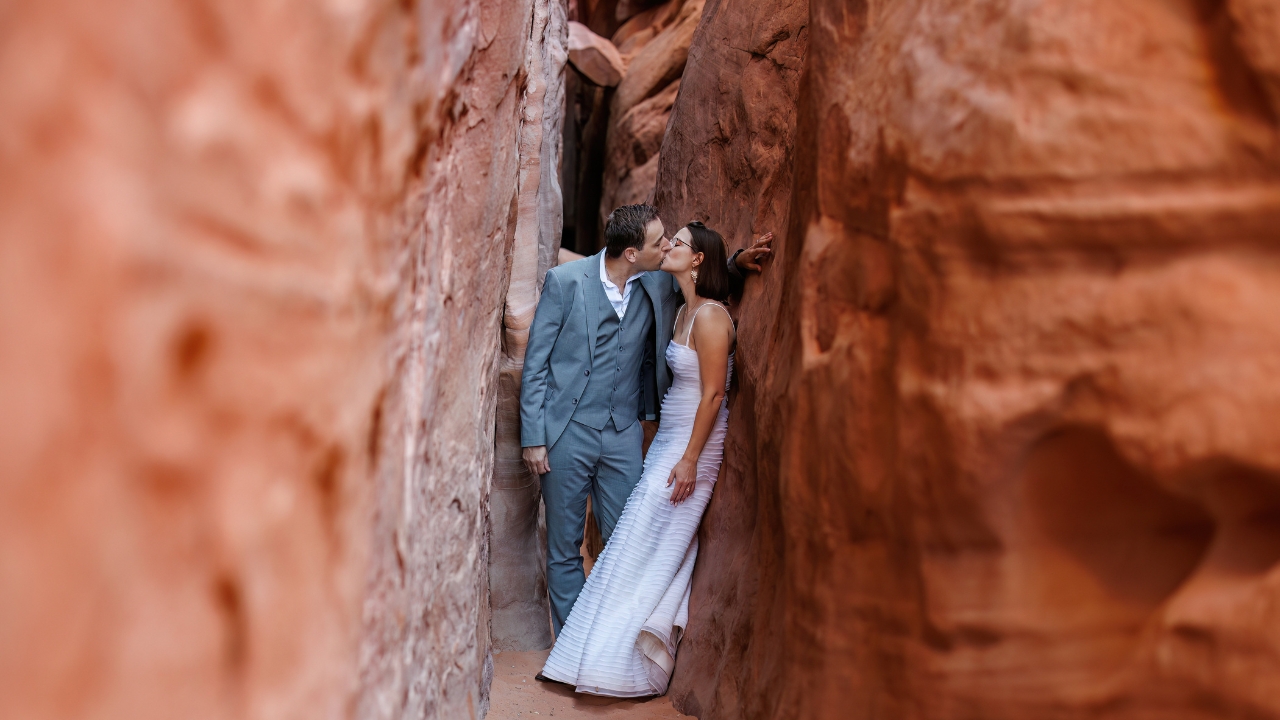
[6,0,1280,719]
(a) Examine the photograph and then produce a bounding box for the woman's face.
[663,227,702,276]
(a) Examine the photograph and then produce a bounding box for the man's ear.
[624,247,637,263]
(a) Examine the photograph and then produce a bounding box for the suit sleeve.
[726,250,746,296]
[520,270,565,447]
[640,324,657,421]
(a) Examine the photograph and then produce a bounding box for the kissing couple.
[519,203,773,697]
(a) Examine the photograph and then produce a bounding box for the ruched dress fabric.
[541,326,733,697]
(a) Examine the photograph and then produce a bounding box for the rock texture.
[657,0,1280,718]
[490,0,567,654]
[560,0,692,254]
[598,0,705,222]
[652,0,805,716]
[568,22,626,88]
[0,0,563,719]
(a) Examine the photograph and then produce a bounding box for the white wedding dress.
[541,302,734,697]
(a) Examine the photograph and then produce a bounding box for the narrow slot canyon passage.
[6,1,1280,719]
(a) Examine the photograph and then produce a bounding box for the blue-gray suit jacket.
[520,251,685,450]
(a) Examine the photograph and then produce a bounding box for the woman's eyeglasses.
[671,237,688,248]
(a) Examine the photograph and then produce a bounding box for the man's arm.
[519,270,566,452]
[727,231,774,293]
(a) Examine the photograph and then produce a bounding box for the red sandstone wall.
[0,1,559,718]
[661,0,1280,718]
[653,0,805,716]
[490,0,567,653]
[597,0,705,227]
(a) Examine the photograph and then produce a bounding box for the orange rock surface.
[568,21,627,88]
[653,0,804,715]
[598,0,705,219]
[490,0,567,654]
[657,0,1280,718]
[0,0,563,718]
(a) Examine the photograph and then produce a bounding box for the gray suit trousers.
[542,418,643,636]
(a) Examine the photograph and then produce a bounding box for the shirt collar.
[599,251,641,291]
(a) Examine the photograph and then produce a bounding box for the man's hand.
[523,446,550,476]
[734,231,774,272]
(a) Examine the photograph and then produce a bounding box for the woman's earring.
[690,268,699,283]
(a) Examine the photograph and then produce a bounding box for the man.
[519,204,771,635]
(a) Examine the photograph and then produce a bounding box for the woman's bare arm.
[667,306,734,504]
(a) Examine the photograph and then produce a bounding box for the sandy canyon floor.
[488,650,690,719]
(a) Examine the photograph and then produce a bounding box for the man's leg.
[541,420,602,636]
[591,419,644,544]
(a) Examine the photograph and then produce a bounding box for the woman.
[540,220,741,697]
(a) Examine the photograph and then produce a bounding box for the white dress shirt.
[600,252,642,320]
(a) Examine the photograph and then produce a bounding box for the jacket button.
[584,370,590,376]
[571,398,578,404]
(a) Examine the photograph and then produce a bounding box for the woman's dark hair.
[604,204,661,258]
[685,221,730,301]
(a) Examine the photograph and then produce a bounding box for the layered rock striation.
[658,0,1280,718]
[562,0,705,253]
[0,0,563,719]
[490,0,568,654]
[652,0,805,716]
[597,0,706,218]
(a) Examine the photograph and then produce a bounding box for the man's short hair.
[604,204,661,258]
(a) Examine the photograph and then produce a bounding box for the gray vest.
[571,280,653,432]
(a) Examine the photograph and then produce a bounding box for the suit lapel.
[640,271,669,359]
[584,251,604,353]
[641,272,664,333]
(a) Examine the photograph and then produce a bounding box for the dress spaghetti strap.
[681,301,730,346]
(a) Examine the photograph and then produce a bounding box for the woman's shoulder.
[691,301,735,334]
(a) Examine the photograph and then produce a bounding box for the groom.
[519,204,770,635]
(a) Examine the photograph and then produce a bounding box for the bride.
[539,220,738,697]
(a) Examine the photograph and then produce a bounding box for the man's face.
[631,218,670,272]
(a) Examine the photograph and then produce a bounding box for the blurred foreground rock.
[658,0,1280,718]
[0,0,563,718]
